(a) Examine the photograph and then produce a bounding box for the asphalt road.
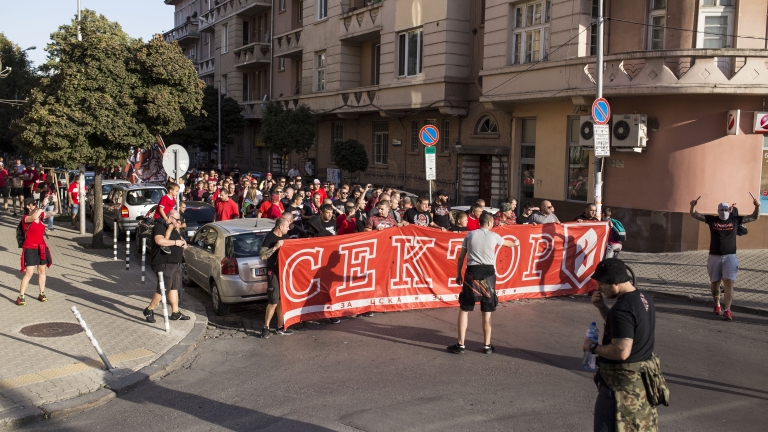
[22,292,768,432]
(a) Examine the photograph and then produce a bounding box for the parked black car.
[134,201,216,255]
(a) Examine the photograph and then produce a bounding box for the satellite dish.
[162,144,190,179]
[580,121,594,141]
[613,121,630,140]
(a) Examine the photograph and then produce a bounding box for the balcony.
[339,1,383,42]
[198,58,215,77]
[274,29,302,58]
[480,49,768,105]
[199,0,271,32]
[163,20,200,45]
[240,102,265,119]
[234,42,271,67]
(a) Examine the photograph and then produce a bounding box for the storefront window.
[520,118,536,202]
[567,117,589,202]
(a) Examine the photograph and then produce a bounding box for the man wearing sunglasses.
[143,210,190,323]
[530,200,562,225]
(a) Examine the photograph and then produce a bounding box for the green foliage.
[0,33,40,154]
[332,139,368,174]
[167,85,244,153]
[260,102,316,156]
[14,10,203,168]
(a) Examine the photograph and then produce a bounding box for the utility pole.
[218,85,222,170]
[593,0,605,220]
[77,0,82,41]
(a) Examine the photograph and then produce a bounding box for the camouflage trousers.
[596,365,658,432]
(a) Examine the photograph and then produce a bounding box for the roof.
[101,180,131,185]
[212,218,277,234]
[114,184,168,190]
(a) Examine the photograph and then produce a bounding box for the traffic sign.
[425,146,436,180]
[592,98,611,125]
[162,144,190,179]
[593,124,610,157]
[419,125,439,147]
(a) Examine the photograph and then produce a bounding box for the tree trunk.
[91,171,105,248]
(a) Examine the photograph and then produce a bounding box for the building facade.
[164,0,768,252]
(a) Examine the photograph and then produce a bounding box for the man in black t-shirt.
[307,204,337,236]
[690,197,759,320]
[259,218,293,337]
[405,196,445,231]
[432,189,453,229]
[284,194,304,229]
[143,210,191,323]
[585,258,658,431]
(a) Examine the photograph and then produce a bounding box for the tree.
[0,33,40,155]
[331,139,368,182]
[167,85,244,165]
[15,10,203,247]
[260,102,315,158]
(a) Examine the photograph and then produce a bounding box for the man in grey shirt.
[448,213,519,355]
[530,200,562,225]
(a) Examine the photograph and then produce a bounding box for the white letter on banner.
[391,236,436,290]
[522,234,554,281]
[337,239,377,296]
[282,247,323,302]
[446,238,464,288]
[495,235,520,284]
[574,228,598,278]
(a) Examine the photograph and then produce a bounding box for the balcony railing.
[163,20,200,44]
[234,42,271,67]
[198,58,215,77]
[340,0,382,40]
[274,29,302,58]
[199,0,271,31]
[240,102,265,119]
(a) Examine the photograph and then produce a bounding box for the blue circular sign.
[592,98,611,125]
[419,125,439,146]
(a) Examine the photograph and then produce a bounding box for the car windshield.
[183,207,215,224]
[225,232,266,258]
[125,189,165,206]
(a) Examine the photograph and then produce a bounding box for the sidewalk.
[0,213,206,426]
[621,250,768,313]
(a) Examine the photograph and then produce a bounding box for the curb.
[643,288,768,316]
[1,292,208,430]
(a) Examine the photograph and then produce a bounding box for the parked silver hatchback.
[183,219,276,315]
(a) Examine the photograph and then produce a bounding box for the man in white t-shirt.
[449,213,519,355]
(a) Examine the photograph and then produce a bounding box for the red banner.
[279,222,610,329]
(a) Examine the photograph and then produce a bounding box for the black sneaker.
[447,343,465,354]
[143,307,155,323]
[261,326,270,338]
[170,311,190,321]
[483,345,496,354]
[276,327,294,335]
[363,311,374,317]
[330,318,341,324]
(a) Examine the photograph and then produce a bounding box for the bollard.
[125,230,130,271]
[158,271,170,333]
[141,237,146,284]
[113,222,117,261]
[71,306,115,370]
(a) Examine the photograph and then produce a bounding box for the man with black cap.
[690,196,759,320]
[431,190,452,230]
[585,258,667,432]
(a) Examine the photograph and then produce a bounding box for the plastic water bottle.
[582,322,599,371]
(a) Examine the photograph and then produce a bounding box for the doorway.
[479,155,492,205]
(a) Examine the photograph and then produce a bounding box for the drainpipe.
[455,118,461,206]
[268,5,275,173]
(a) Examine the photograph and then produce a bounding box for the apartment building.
[164,0,274,170]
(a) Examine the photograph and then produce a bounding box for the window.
[567,117,589,202]
[398,28,423,77]
[331,122,344,145]
[652,0,666,9]
[221,75,228,95]
[589,0,599,56]
[373,44,381,85]
[697,0,733,49]
[649,14,665,50]
[410,121,419,152]
[222,23,228,53]
[480,0,486,24]
[279,57,285,71]
[297,0,303,23]
[280,0,286,12]
[318,0,328,20]
[243,73,249,101]
[702,0,733,5]
[243,21,250,45]
[316,51,326,91]
[702,16,729,48]
[512,1,550,64]
[477,116,498,134]
[373,122,389,165]
[440,119,450,154]
[519,118,536,202]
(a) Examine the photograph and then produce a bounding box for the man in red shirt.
[67,179,86,228]
[336,202,358,235]
[215,190,240,221]
[259,193,284,219]
[21,165,39,199]
[466,204,482,231]
[0,162,9,212]
[312,179,327,201]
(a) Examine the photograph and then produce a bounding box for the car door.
[103,189,117,226]
[199,227,220,288]
[185,226,208,287]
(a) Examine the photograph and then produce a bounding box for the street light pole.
[593,0,605,220]
[77,0,82,41]
[218,83,222,170]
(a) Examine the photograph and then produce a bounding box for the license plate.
[254,268,267,276]
[187,230,195,237]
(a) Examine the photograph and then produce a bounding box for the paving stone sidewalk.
[621,249,768,313]
[0,213,202,419]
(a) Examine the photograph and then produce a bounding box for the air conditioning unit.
[578,115,596,147]
[612,114,648,150]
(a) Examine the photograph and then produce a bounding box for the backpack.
[609,218,627,243]
[16,217,33,248]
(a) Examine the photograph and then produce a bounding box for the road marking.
[0,348,154,390]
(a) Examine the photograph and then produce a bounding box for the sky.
[1,0,173,68]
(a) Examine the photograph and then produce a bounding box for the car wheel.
[182,263,194,287]
[210,280,229,316]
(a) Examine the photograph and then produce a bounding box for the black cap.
[23,197,36,207]
[591,258,632,284]
[437,189,449,197]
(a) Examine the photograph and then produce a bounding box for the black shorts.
[458,265,498,313]
[22,188,31,199]
[11,188,23,197]
[0,186,9,198]
[267,271,280,305]
[152,263,181,294]
[24,247,52,268]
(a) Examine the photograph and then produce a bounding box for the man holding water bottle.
[585,258,665,432]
